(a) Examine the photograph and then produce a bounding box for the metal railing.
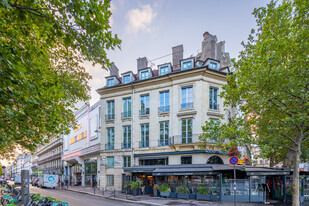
[158,106,170,113]
[105,113,115,120]
[105,143,114,150]
[139,108,150,116]
[209,103,219,110]
[170,134,201,145]
[139,141,149,148]
[121,112,131,119]
[181,102,193,110]
[121,142,131,149]
[158,139,170,147]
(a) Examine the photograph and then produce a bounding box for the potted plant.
[153,184,160,197]
[176,185,190,199]
[130,181,140,196]
[137,180,143,195]
[196,185,210,200]
[159,183,171,198]
[124,181,132,195]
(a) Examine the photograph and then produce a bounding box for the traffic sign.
[229,156,239,165]
[2,166,6,169]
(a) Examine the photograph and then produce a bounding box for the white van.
[38,174,58,188]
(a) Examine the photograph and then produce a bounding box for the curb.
[64,188,164,206]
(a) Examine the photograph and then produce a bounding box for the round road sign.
[229,156,239,165]
[2,166,5,169]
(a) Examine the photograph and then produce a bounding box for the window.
[106,175,114,186]
[122,126,131,149]
[90,115,98,139]
[123,156,131,168]
[140,124,149,148]
[106,101,115,120]
[122,98,131,118]
[107,78,115,87]
[159,66,169,75]
[209,87,218,110]
[206,156,223,164]
[139,158,168,166]
[140,95,149,115]
[159,122,169,146]
[140,70,149,80]
[106,128,114,150]
[181,87,193,110]
[181,118,192,143]
[159,91,169,113]
[181,156,192,164]
[209,62,218,70]
[122,74,131,84]
[107,157,114,168]
[181,60,193,70]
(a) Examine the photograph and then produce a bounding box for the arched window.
[206,155,224,164]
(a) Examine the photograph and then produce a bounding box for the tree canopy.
[199,0,308,205]
[0,0,121,157]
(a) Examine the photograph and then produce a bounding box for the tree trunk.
[292,139,301,206]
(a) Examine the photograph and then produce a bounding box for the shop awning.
[153,167,217,176]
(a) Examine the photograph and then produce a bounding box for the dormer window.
[209,62,218,70]
[181,59,194,70]
[107,78,115,87]
[140,70,149,80]
[159,66,169,76]
[123,74,131,84]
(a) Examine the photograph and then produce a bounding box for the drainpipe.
[131,82,135,166]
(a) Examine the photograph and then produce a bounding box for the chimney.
[201,31,217,61]
[216,41,225,62]
[109,62,119,77]
[172,45,183,66]
[137,57,148,70]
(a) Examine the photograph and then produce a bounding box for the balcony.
[170,134,197,145]
[139,141,149,148]
[139,108,150,116]
[105,113,115,121]
[209,103,219,110]
[181,102,193,110]
[121,111,131,119]
[105,143,114,150]
[158,139,170,147]
[158,106,170,113]
[122,142,131,149]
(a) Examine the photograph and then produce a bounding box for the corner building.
[97,32,232,191]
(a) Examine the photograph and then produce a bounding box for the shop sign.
[84,157,97,164]
[247,171,290,176]
[114,155,122,168]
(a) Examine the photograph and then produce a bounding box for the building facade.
[62,101,101,187]
[36,135,63,176]
[97,32,232,191]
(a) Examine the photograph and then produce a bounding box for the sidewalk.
[63,186,277,206]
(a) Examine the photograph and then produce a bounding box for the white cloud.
[109,1,116,27]
[126,5,157,35]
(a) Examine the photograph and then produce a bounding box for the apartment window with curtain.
[159,121,169,146]
[106,128,114,150]
[122,126,131,149]
[140,95,149,116]
[140,124,149,148]
[209,87,219,110]
[106,101,115,120]
[106,175,114,186]
[159,91,169,113]
[122,98,131,118]
[123,156,131,168]
[181,86,193,110]
[181,118,193,143]
[107,157,114,168]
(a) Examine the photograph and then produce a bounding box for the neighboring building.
[31,153,39,177]
[62,101,101,187]
[97,32,232,191]
[36,135,63,176]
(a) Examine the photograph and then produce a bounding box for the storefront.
[71,164,82,186]
[84,158,97,187]
[124,164,309,203]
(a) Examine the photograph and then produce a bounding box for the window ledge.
[105,119,115,123]
[207,111,221,117]
[177,111,197,117]
[158,112,169,117]
[122,117,132,122]
[139,115,149,119]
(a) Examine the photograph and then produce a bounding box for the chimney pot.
[172,45,184,66]
[137,57,148,70]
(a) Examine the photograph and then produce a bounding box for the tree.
[0,0,121,158]
[0,166,2,176]
[200,1,308,205]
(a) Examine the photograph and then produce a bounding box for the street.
[29,186,136,206]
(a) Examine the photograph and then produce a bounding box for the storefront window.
[84,158,97,187]
[222,179,250,201]
[251,176,265,202]
[304,176,309,201]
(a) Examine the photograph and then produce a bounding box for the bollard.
[114,189,116,197]
[102,188,104,196]
[126,189,128,199]
[94,187,96,194]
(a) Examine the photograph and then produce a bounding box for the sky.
[86,0,271,106]
[1,0,272,167]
